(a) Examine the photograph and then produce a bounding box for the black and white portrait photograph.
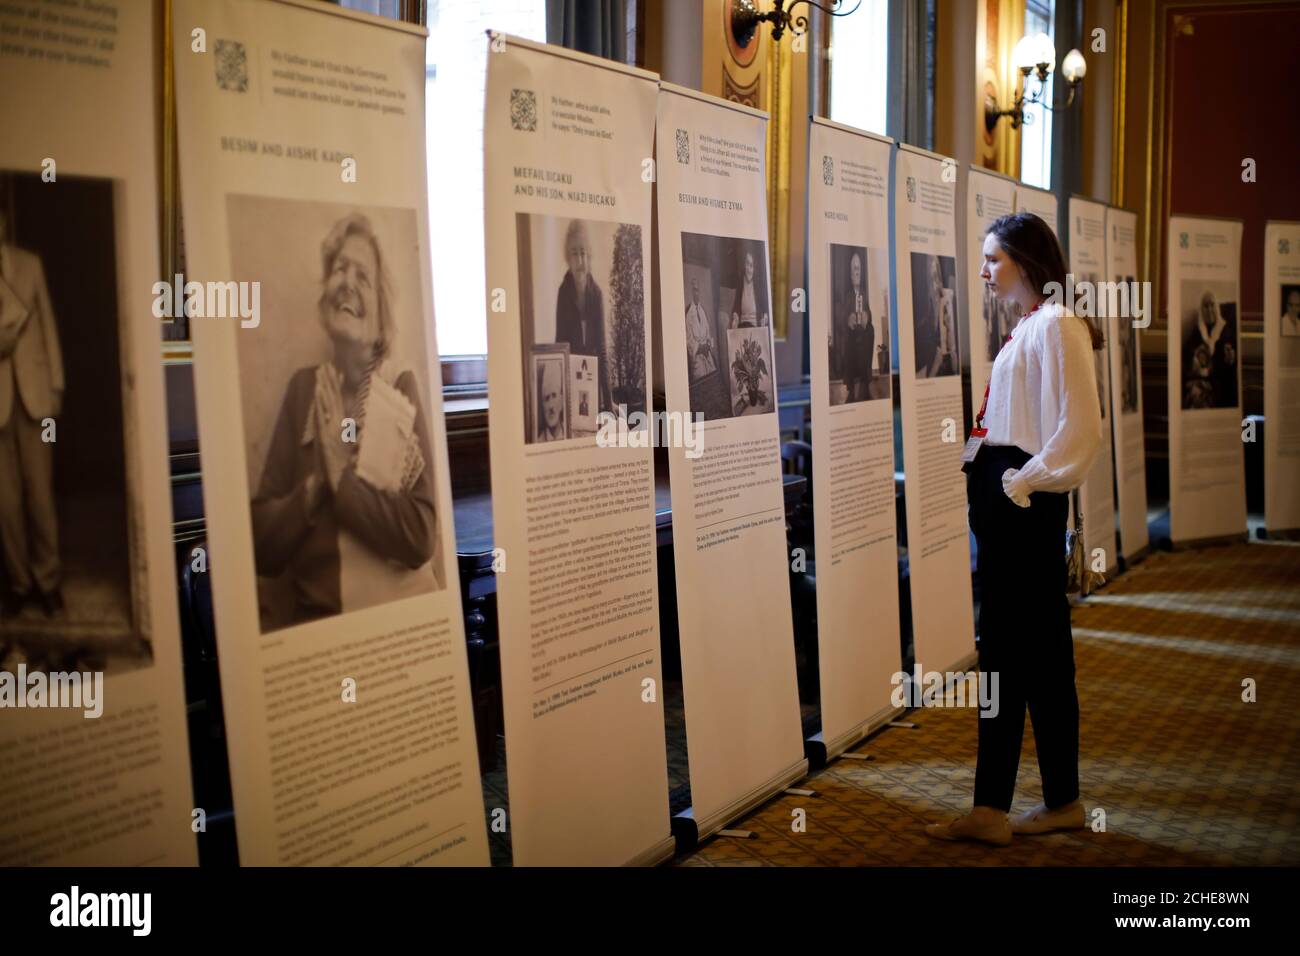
[681,232,775,420]
[0,170,152,676]
[228,195,445,635]
[516,213,647,443]
[1179,279,1239,411]
[911,252,960,378]
[529,344,570,442]
[1281,284,1300,338]
[828,243,890,405]
[1094,348,1108,420]
[1116,275,1139,415]
[981,280,1018,362]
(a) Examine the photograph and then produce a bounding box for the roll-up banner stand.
[0,0,196,865]
[966,168,1019,423]
[1068,196,1119,586]
[892,143,977,677]
[1262,221,1300,539]
[174,0,488,865]
[1014,182,1060,238]
[655,83,807,846]
[805,118,904,762]
[1165,215,1247,547]
[483,35,673,866]
[1015,182,1073,568]
[1103,206,1151,563]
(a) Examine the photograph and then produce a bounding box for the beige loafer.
[924,813,1012,847]
[1011,801,1086,835]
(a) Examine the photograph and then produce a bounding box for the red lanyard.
[974,301,1039,431]
[975,329,1017,430]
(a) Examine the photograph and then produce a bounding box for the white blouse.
[983,300,1103,499]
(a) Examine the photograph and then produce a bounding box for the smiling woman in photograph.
[250,212,438,631]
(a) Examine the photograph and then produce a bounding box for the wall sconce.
[731,0,862,47]
[984,32,1086,132]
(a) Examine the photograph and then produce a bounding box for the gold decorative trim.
[723,65,761,106]
[765,31,792,341]
[1110,0,1127,207]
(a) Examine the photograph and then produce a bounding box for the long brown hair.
[986,211,1104,350]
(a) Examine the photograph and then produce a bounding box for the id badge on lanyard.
[960,426,987,465]
[961,381,992,471]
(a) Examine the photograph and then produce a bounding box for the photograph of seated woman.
[1180,288,1238,410]
[727,249,769,329]
[250,213,439,632]
[926,211,1103,845]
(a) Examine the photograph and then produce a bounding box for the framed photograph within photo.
[726,326,775,416]
[529,343,570,443]
[683,264,720,384]
[569,352,598,436]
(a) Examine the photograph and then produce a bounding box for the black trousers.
[966,444,1080,812]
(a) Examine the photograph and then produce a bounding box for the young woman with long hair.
[925,211,1104,845]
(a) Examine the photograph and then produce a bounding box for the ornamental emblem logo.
[905,176,916,203]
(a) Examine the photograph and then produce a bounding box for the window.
[426,1,547,358]
[332,0,408,18]
[1019,0,1054,189]
[828,0,889,136]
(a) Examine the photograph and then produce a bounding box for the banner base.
[806,703,909,768]
[1258,526,1300,542]
[624,835,677,868]
[671,757,809,852]
[1170,532,1249,551]
[1118,545,1151,571]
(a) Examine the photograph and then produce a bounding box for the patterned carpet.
[674,541,1300,866]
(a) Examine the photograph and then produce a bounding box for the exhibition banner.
[966,167,1018,419]
[1014,182,1060,237]
[892,144,976,675]
[1104,206,1150,560]
[1166,215,1246,545]
[806,118,902,756]
[482,36,671,866]
[1069,196,1118,582]
[173,0,487,865]
[0,0,196,866]
[656,83,806,836]
[1263,220,1300,536]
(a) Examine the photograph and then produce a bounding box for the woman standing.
[926,211,1103,845]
